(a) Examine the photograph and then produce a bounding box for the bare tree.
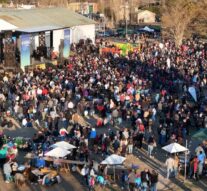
[12,0,35,4]
[162,0,206,47]
[97,0,140,27]
[38,0,68,7]
[190,0,207,37]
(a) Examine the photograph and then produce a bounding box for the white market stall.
[51,141,76,150]
[162,142,188,180]
[45,147,70,158]
[101,154,126,180]
[162,143,188,153]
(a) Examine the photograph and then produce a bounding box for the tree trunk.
[174,25,185,47]
[175,34,183,47]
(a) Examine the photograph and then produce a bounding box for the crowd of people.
[0,37,206,190]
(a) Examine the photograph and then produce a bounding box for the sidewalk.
[0,170,86,191]
[124,149,206,191]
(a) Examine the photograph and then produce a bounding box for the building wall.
[53,29,64,53]
[140,0,161,6]
[138,11,155,23]
[68,3,80,12]
[71,24,95,44]
[29,34,39,54]
[53,24,95,53]
[68,2,98,14]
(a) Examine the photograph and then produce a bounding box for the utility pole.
[79,0,82,14]
[129,0,133,25]
[104,16,106,36]
[121,1,129,38]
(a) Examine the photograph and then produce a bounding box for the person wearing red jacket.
[193,156,199,180]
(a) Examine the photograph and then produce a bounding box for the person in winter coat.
[89,128,97,147]
[128,138,133,154]
[113,137,120,153]
[128,170,136,191]
[193,156,199,180]
[159,128,166,146]
[165,156,175,179]
[198,151,206,176]
[141,169,150,191]
[89,128,97,139]
[121,171,129,190]
[150,170,158,191]
[135,173,142,189]
[59,128,68,141]
[173,155,180,178]
[3,160,12,183]
[88,175,95,191]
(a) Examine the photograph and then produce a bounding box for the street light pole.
[124,1,129,39]
[126,16,128,38]
[104,16,106,37]
[121,1,129,39]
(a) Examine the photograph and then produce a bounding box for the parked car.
[96,31,110,37]
[116,28,136,36]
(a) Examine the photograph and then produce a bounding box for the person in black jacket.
[150,170,158,191]
[141,168,150,191]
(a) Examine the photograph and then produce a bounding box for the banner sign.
[100,43,140,56]
[63,29,70,58]
[115,43,140,55]
[20,34,30,71]
[100,47,121,55]
[36,63,46,70]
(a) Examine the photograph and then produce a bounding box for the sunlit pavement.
[1,115,207,191]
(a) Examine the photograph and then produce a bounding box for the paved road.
[0,170,86,191]
[1,115,207,191]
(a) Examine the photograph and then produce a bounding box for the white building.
[136,10,156,23]
[0,7,96,50]
[0,7,96,70]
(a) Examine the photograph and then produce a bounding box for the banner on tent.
[36,63,46,69]
[100,47,121,55]
[115,43,140,55]
[63,29,70,58]
[100,43,140,56]
[20,34,30,71]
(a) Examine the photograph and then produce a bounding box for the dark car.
[116,28,136,36]
[96,31,110,37]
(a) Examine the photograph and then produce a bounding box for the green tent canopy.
[0,147,8,159]
[192,129,207,141]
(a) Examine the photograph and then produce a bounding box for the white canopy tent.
[101,154,126,180]
[162,142,188,181]
[101,154,126,165]
[45,147,70,158]
[51,141,76,150]
[0,19,17,31]
[162,143,188,153]
[140,26,154,32]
